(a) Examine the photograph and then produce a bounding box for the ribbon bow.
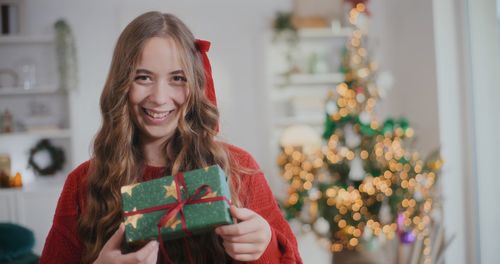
[195,39,219,133]
[123,172,231,264]
[195,39,217,108]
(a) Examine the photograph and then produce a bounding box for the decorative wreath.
[28,139,65,176]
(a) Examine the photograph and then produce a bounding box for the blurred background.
[0,0,498,263]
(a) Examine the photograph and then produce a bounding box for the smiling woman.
[38,11,302,264]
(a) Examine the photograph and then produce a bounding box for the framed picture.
[293,0,343,27]
[0,0,26,35]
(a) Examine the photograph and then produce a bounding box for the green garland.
[54,19,78,90]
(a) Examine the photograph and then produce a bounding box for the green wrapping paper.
[120,165,233,245]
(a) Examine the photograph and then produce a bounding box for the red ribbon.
[195,39,219,133]
[195,39,216,108]
[123,172,231,264]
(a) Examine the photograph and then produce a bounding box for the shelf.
[270,86,332,101]
[22,175,66,191]
[297,28,352,38]
[0,35,53,44]
[275,115,325,127]
[0,176,65,192]
[0,129,71,139]
[0,85,61,95]
[274,72,344,86]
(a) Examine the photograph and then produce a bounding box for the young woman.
[40,11,301,264]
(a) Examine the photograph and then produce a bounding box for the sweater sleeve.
[232,147,302,264]
[39,161,89,263]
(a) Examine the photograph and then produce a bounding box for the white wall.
[466,0,500,263]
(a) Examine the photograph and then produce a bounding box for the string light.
[276,5,442,256]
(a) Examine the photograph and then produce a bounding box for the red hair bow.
[195,39,217,108]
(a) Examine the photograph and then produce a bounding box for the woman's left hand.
[215,205,272,261]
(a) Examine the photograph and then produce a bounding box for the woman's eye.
[134,75,152,82]
[172,75,187,83]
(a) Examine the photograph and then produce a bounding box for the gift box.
[121,165,233,245]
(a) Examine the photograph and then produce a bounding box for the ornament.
[399,230,416,244]
[10,172,22,188]
[414,190,424,202]
[344,124,361,148]
[378,201,392,224]
[356,93,366,103]
[361,236,379,252]
[383,119,395,135]
[313,217,330,235]
[396,213,405,231]
[362,226,373,240]
[326,100,339,115]
[308,187,321,200]
[348,155,365,181]
[359,111,371,125]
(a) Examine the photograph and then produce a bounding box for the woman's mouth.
[142,108,175,123]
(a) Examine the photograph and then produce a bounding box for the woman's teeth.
[144,109,172,119]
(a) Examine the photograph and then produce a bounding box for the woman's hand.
[93,223,159,264]
[215,206,272,261]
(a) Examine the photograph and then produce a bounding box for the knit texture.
[40,144,302,263]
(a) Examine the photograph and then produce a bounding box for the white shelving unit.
[0,34,72,254]
[0,129,71,139]
[0,35,53,44]
[296,27,352,38]
[273,72,344,86]
[0,84,60,95]
[260,27,350,186]
[265,28,349,128]
[274,114,325,127]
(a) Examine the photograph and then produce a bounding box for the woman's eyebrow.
[135,68,153,75]
[169,70,185,75]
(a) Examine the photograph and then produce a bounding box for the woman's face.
[129,36,188,144]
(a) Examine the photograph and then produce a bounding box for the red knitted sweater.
[40,144,302,263]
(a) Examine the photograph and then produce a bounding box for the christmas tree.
[277,1,443,262]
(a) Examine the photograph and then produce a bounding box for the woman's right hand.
[93,224,159,264]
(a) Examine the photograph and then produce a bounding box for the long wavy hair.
[78,11,244,263]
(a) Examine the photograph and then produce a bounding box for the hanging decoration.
[28,139,65,176]
[54,19,78,90]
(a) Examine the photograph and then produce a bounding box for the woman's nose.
[149,79,173,105]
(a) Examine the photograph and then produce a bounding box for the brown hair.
[78,11,243,263]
